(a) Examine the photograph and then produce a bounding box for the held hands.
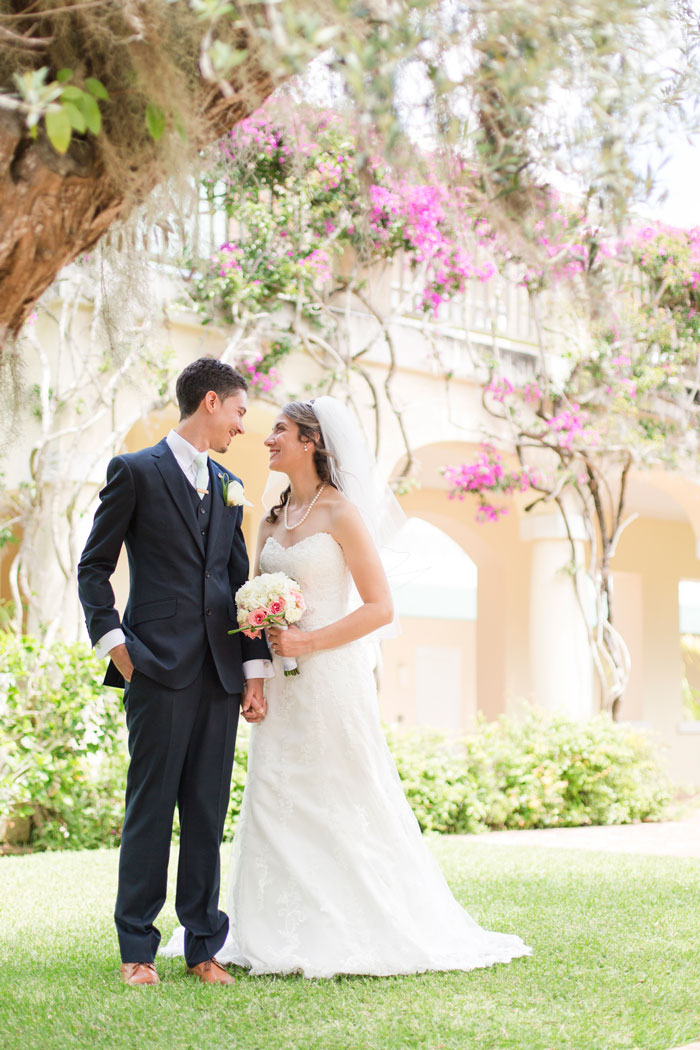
[267,625,313,659]
[241,678,267,724]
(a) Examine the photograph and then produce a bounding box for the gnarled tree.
[0,0,695,355]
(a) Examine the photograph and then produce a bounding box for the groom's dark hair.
[176,357,248,419]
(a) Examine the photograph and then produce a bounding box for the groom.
[78,358,270,987]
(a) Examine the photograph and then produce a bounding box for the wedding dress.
[162,530,530,977]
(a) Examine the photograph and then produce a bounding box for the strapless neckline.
[263,532,341,555]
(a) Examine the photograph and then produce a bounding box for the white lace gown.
[162,532,531,977]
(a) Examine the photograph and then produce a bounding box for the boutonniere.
[218,473,253,508]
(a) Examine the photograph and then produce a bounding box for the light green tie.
[193,451,209,496]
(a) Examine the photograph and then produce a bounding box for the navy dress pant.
[114,648,240,967]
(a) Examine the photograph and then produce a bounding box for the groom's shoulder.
[106,440,167,477]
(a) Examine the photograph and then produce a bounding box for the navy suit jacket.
[78,438,269,693]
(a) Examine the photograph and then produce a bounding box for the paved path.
[469,807,700,859]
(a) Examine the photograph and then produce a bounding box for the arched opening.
[378,518,478,731]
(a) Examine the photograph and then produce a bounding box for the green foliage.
[0,639,669,851]
[480,708,670,828]
[682,679,700,721]
[680,635,700,720]
[384,725,492,834]
[11,66,108,154]
[223,723,249,841]
[386,707,670,833]
[0,635,127,851]
[145,102,167,142]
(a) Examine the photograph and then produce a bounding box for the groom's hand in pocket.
[109,643,134,683]
[242,678,266,723]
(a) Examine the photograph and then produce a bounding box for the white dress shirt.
[94,429,272,681]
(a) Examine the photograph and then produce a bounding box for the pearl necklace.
[284,484,325,530]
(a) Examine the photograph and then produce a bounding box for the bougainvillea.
[189,100,700,716]
[190,102,499,355]
[450,220,700,523]
[445,218,700,714]
[443,447,540,523]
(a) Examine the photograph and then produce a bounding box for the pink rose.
[243,628,262,640]
[249,607,267,628]
[268,597,286,615]
[290,589,305,611]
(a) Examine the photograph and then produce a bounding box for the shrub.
[224,724,249,842]
[384,725,491,834]
[0,635,127,850]
[483,708,671,829]
[0,637,671,850]
[386,708,670,833]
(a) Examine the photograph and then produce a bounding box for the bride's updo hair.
[266,400,338,524]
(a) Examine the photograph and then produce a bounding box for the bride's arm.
[269,503,394,657]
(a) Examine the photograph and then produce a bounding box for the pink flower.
[486,377,514,403]
[524,382,543,404]
[268,598,286,615]
[243,629,262,640]
[249,607,267,628]
[290,589,305,611]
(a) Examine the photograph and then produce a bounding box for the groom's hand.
[241,678,266,723]
[109,642,134,683]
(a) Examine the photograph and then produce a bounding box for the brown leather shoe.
[120,962,160,986]
[186,957,235,986]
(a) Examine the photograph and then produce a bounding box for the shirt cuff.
[242,659,275,681]
[95,628,125,660]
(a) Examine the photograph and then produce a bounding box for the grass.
[0,839,699,1050]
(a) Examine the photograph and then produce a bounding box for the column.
[520,512,595,719]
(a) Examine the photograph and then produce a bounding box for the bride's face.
[264,413,309,473]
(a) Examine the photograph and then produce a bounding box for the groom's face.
[208,388,247,453]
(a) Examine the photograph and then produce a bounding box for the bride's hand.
[267,625,314,658]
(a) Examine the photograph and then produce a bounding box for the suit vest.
[185,480,212,549]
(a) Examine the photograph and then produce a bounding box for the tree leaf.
[62,102,86,134]
[59,85,83,102]
[80,94,102,135]
[56,68,73,84]
[45,108,72,154]
[145,102,166,142]
[85,77,109,101]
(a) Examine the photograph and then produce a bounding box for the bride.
[162,396,531,977]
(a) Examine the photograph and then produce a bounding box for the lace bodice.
[260,532,351,631]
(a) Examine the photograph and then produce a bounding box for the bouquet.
[229,571,306,677]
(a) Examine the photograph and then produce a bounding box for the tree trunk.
[0,81,279,344]
[0,109,125,339]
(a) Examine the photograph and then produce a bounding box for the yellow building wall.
[379,617,477,731]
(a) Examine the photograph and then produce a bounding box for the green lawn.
[1,839,698,1050]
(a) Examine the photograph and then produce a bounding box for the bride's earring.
[304,444,309,452]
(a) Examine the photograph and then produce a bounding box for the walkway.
[470,807,700,859]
